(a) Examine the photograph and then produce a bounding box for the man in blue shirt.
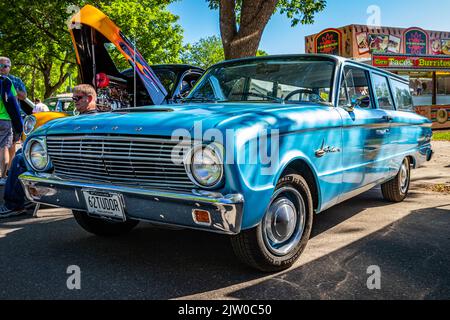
[0,57,27,184]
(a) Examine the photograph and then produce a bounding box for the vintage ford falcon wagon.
[20,55,433,272]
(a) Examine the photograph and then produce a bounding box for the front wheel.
[72,210,140,237]
[381,158,411,202]
[231,174,314,272]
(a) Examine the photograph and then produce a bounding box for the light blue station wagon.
[20,55,433,271]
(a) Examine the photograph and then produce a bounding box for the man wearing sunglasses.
[0,57,27,185]
[71,84,98,114]
[0,84,97,218]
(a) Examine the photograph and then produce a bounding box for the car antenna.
[133,36,137,109]
[91,29,97,92]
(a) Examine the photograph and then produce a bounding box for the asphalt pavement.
[0,142,449,300]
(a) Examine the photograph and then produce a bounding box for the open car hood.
[69,5,168,106]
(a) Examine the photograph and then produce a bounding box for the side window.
[179,72,202,98]
[339,67,372,109]
[372,74,395,110]
[190,78,215,100]
[63,101,75,112]
[391,79,414,112]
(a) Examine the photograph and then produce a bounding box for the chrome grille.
[46,135,195,191]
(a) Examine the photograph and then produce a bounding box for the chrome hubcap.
[263,187,306,256]
[399,161,409,194]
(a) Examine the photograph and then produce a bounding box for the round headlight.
[28,139,49,171]
[23,115,37,135]
[186,145,223,189]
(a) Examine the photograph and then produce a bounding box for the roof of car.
[151,64,204,72]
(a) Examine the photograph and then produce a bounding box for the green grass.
[433,131,450,141]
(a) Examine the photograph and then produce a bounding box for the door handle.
[382,115,393,122]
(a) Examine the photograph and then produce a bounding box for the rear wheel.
[381,158,411,202]
[231,174,314,272]
[72,210,139,237]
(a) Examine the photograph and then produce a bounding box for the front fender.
[274,153,323,212]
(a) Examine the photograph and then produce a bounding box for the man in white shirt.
[33,98,49,113]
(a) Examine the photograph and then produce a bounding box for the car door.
[336,65,392,201]
[386,77,425,174]
[370,72,399,177]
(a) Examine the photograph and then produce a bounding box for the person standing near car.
[0,84,97,218]
[32,98,49,113]
[0,57,27,175]
[0,73,23,186]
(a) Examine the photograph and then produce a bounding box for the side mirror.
[357,96,371,109]
[344,104,355,113]
[344,96,370,112]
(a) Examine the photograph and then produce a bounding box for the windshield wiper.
[232,92,284,103]
[181,97,222,103]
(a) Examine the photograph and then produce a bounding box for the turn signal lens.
[192,209,211,225]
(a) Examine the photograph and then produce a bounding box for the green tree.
[207,0,326,59]
[0,0,183,99]
[181,35,267,69]
[181,36,224,69]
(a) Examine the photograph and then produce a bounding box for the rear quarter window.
[391,79,414,112]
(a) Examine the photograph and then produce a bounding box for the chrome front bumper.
[19,173,244,235]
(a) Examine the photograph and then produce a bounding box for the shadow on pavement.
[0,187,448,299]
[228,204,450,300]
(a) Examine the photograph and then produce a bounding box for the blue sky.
[169,0,449,54]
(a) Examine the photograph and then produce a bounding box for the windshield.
[186,57,335,104]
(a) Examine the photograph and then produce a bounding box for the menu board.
[366,34,401,54]
[356,32,369,54]
[388,35,401,53]
[441,40,450,55]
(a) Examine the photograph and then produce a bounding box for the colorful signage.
[416,105,450,129]
[404,28,429,55]
[366,34,401,54]
[315,29,341,55]
[373,54,450,70]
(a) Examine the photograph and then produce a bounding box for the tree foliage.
[181,36,224,69]
[182,35,267,69]
[0,0,183,99]
[206,0,326,59]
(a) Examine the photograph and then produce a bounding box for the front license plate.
[82,190,125,220]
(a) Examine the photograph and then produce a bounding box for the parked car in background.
[20,54,434,271]
[44,94,74,113]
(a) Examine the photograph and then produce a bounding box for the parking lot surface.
[0,142,449,300]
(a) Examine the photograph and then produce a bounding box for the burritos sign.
[373,54,450,70]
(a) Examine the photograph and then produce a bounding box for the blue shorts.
[0,120,13,148]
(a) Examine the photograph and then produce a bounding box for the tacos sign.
[373,54,450,70]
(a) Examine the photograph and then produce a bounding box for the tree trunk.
[219,0,278,60]
[30,68,36,101]
[41,62,72,99]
